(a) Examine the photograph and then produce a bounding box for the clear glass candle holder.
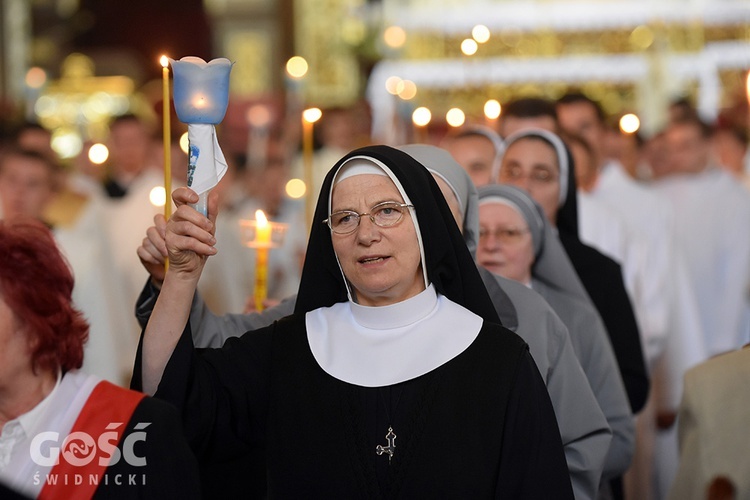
[239,219,288,249]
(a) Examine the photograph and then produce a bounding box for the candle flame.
[255,210,268,227]
[303,107,322,124]
[484,99,501,120]
[620,113,640,134]
[160,55,169,68]
[412,107,431,127]
[286,56,309,79]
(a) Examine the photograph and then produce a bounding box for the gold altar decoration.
[387,20,748,121]
[35,53,138,156]
[293,0,364,107]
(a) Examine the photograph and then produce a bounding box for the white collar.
[306,285,483,387]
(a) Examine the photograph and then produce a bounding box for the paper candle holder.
[239,219,289,249]
[170,56,233,124]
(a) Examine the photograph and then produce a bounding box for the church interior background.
[2,0,749,164]
[2,2,750,499]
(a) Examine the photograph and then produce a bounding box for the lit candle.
[160,56,172,221]
[484,99,501,129]
[285,56,308,120]
[170,56,233,216]
[302,107,322,230]
[254,209,271,311]
[411,106,431,143]
[194,96,207,109]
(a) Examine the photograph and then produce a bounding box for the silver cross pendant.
[375,427,397,463]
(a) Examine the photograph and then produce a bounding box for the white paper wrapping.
[187,123,228,196]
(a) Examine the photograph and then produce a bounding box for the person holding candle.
[133,145,573,497]
[134,145,612,498]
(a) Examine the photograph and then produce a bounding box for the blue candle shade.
[170,56,233,124]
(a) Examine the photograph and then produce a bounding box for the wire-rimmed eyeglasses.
[323,201,414,235]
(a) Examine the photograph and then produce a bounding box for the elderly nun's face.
[330,174,424,306]
[476,203,534,284]
[497,137,560,224]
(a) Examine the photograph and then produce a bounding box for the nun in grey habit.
[476,183,635,486]
[399,144,611,500]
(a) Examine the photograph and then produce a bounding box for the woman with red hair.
[0,218,200,499]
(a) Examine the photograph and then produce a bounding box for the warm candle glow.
[383,26,407,49]
[286,56,309,79]
[149,186,167,207]
[472,25,490,44]
[412,107,431,143]
[396,80,417,100]
[247,104,271,128]
[461,39,478,56]
[286,178,306,199]
[25,67,47,89]
[484,99,502,120]
[412,107,432,127]
[88,143,109,164]
[170,56,232,124]
[255,209,269,229]
[620,113,640,134]
[179,132,189,154]
[302,109,320,229]
[302,107,322,123]
[385,76,402,95]
[194,96,208,109]
[446,108,466,127]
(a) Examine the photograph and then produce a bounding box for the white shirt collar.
[306,285,483,387]
[349,283,438,329]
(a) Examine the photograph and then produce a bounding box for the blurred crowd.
[1,91,749,500]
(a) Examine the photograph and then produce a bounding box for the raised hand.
[163,187,219,284]
[141,187,220,396]
[137,213,168,287]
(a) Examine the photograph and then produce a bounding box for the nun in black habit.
[136,145,573,498]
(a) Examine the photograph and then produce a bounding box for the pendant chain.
[375,385,403,463]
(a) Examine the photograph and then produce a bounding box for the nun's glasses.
[479,226,531,244]
[323,201,414,235]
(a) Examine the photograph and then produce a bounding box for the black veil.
[294,145,501,326]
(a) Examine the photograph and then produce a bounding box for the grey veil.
[477,184,590,303]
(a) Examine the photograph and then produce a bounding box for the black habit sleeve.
[133,318,275,498]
